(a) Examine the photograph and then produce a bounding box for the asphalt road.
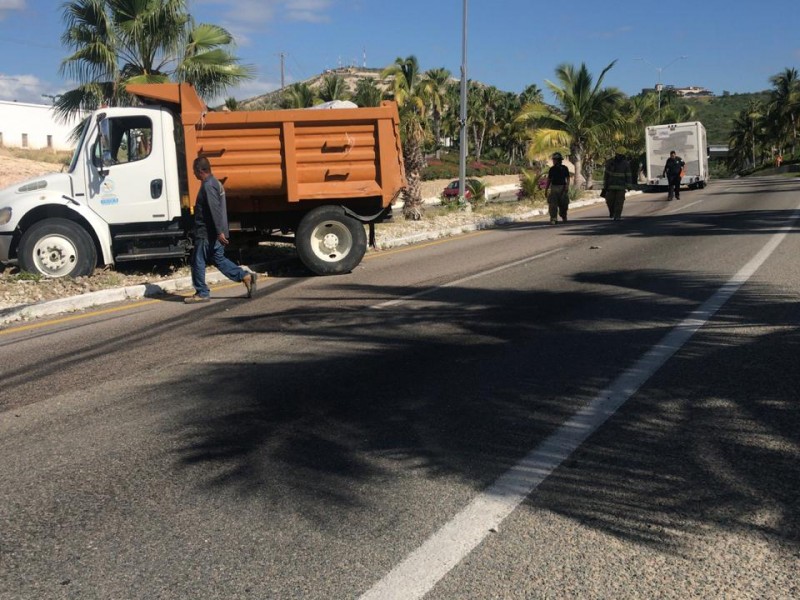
[1,177,799,599]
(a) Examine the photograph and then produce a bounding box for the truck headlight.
[0,207,12,225]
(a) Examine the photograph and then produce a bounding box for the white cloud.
[193,0,332,30]
[285,0,332,23]
[0,73,55,104]
[0,0,25,20]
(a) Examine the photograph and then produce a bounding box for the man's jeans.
[190,238,247,298]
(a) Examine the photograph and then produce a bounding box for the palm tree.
[516,61,623,189]
[57,0,251,122]
[352,77,383,107]
[419,67,452,159]
[440,81,462,151]
[491,91,526,165]
[381,55,427,219]
[519,83,543,106]
[768,67,800,156]
[317,74,350,102]
[280,82,317,108]
[729,100,765,170]
[468,84,503,161]
[616,93,660,179]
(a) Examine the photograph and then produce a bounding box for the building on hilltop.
[675,86,714,97]
[640,85,714,98]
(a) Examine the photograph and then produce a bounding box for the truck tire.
[18,218,97,278]
[296,205,367,275]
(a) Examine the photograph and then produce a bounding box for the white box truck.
[645,121,709,190]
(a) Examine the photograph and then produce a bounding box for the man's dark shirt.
[663,156,684,178]
[193,175,229,240]
[548,164,570,185]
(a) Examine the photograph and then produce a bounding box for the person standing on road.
[662,150,685,201]
[544,152,571,224]
[185,156,256,303]
[602,147,632,221]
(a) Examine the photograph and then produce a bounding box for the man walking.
[544,152,571,224]
[602,147,632,221]
[185,156,256,303]
[662,150,685,201]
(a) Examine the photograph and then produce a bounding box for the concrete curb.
[0,191,639,327]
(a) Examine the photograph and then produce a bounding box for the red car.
[442,178,481,199]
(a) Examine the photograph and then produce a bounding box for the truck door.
[86,112,171,224]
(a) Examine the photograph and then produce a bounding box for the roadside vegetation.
[726,68,800,174]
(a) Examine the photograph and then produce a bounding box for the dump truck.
[0,83,406,278]
[644,121,708,190]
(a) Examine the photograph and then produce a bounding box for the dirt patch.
[0,154,63,189]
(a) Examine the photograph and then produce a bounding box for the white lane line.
[360,202,800,600]
[370,248,564,309]
[666,197,705,214]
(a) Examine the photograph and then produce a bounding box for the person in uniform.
[602,147,633,221]
[544,152,571,224]
[662,150,685,201]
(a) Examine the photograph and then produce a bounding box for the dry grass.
[0,146,72,166]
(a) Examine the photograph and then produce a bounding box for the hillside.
[676,91,770,144]
[239,66,391,110]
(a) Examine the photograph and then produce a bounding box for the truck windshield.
[67,118,90,174]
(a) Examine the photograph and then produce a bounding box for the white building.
[0,100,85,151]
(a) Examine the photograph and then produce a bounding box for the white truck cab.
[0,106,186,277]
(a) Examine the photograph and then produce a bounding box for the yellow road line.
[0,300,161,335]
[0,280,249,336]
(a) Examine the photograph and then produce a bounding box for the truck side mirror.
[96,114,114,174]
[91,150,109,177]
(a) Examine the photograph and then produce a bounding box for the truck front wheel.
[296,205,367,275]
[18,218,97,278]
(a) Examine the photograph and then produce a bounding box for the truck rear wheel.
[18,218,97,278]
[296,205,367,275]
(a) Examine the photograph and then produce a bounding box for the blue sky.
[1,0,799,105]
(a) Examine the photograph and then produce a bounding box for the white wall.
[0,101,84,151]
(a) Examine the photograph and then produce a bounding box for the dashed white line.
[370,248,564,309]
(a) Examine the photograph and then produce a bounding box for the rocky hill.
[240,66,390,110]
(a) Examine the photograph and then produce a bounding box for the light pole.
[458,0,469,209]
[635,55,687,118]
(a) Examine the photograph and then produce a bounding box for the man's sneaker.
[550,219,557,225]
[185,294,210,304]
[243,272,258,298]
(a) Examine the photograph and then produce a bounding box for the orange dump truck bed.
[127,83,406,216]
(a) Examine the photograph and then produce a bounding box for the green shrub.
[567,186,583,202]
[420,151,521,180]
[517,169,546,200]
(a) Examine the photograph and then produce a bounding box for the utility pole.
[634,56,687,120]
[280,53,285,89]
[458,0,469,209]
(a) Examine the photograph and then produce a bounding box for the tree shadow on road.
[154,266,800,557]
